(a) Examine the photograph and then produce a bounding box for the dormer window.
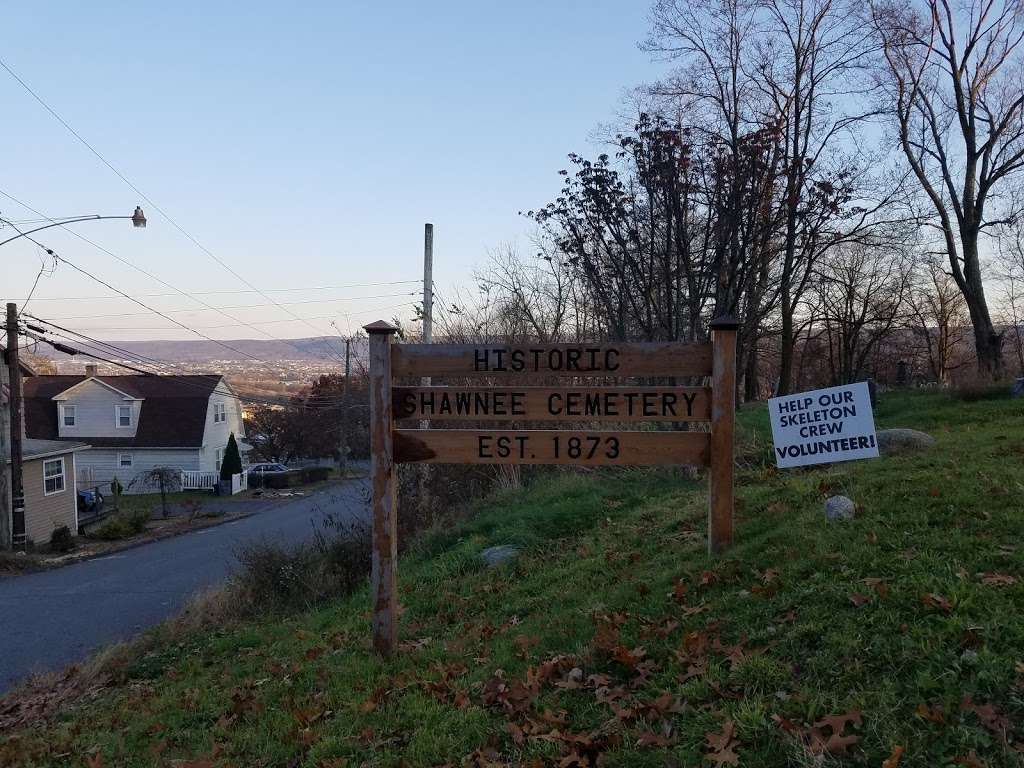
[116,404,133,428]
[62,405,77,427]
[214,402,226,423]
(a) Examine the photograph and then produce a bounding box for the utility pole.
[422,223,433,347]
[6,303,25,551]
[418,224,434,508]
[339,336,351,477]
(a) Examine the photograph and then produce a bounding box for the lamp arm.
[0,215,131,248]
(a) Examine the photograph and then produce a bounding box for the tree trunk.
[743,342,760,401]
[777,290,794,395]
[958,239,1004,379]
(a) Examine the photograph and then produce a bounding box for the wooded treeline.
[441,0,1024,395]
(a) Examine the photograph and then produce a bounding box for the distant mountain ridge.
[49,336,348,363]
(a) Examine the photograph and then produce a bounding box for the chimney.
[85,364,98,377]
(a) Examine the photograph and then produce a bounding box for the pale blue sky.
[0,1,659,340]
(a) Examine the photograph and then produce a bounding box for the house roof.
[24,375,226,448]
[7,439,91,464]
[0,343,38,377]
[51,376,145,401]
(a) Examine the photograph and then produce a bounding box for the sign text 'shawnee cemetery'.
[768,382,879,468]
[364,318,740,655]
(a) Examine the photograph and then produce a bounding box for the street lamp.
[1,206,146,550]
[0,207,147,247]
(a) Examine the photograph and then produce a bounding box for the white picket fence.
[180,469,248,494]
[181,470,218,490]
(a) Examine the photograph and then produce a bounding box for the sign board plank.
[394,429,710,466]
[393,386,711,422]
[391,342,712,378]
[768,382,879,468]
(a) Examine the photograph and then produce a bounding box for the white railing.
[181,470,219,490]
[231,471,247,494]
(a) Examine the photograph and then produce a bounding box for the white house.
[24,372,247,494]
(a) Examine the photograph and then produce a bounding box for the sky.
[0,1,661,342]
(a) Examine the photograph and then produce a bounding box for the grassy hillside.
[3,391,1024,767]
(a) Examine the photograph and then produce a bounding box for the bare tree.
[476,244,574,342]
[870,0,1024,378]
[996,218,1024,372]
[647,0,896,394]
[814,243,911,384]
[907,258,969,383]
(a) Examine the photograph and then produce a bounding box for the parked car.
[77,487,104,515]
[246,462,290,477]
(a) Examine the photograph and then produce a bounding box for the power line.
[0,190,348,365]
[15,320,353,411]
[16,280,421,301]
[35,291,417,321]
[0,56,349,358]
[62,301,420,332]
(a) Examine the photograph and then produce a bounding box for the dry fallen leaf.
[978,572,1017,587]
[921,593,953,613]
[705,720,740,765]
[882,744,905,768]
[955,750,986,768]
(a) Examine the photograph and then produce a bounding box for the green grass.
[3,391,1024,767]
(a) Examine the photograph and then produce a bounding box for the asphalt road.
[0,479,369,694]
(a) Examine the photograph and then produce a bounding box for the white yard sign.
[768,382,879,468]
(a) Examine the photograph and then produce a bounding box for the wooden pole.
[708,315,739,555]
[422,223,433,347]
[6,303,25,551]
[365,320,399,655]
[339,336,350,477]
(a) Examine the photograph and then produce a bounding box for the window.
[215,448,224,471]
[214,402,226,423]
[43,458,65,495]
[116,404,132,428]
[62,405,77,427]
[118,453,133,469]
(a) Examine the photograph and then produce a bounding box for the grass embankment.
[3,392,1024,767]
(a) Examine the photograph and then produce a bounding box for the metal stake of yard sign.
[364,317,739,656]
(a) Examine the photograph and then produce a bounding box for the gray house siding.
[55,380,141,440]
[76,448,201,494]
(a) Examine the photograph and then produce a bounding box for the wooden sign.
[364,317,739,657]
[392,341,712,378]
[394,429,710,465]
[393,386,711,422]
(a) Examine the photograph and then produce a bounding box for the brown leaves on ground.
[480,655,578,719]
[955,750,987,767]
[772,710,862,757]
[960,696,1012,745]
[476,641,691,767]
[0,665,112,731]
[705,719,740,765]
[915,702,945,723]
[807,711,862,754]
[882,744,905,768]
[977,572,1017,587]
[421,662,470,709]
[921,593,954,613]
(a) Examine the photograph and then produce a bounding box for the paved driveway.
[0,479,369,694]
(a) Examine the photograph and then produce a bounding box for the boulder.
[1013,378,1024,398]
[824,495,856,521]
[480,545,519,568]
[876,428,935,455]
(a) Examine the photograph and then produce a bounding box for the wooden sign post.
[364,316,739,656]
[365,321,399,656]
